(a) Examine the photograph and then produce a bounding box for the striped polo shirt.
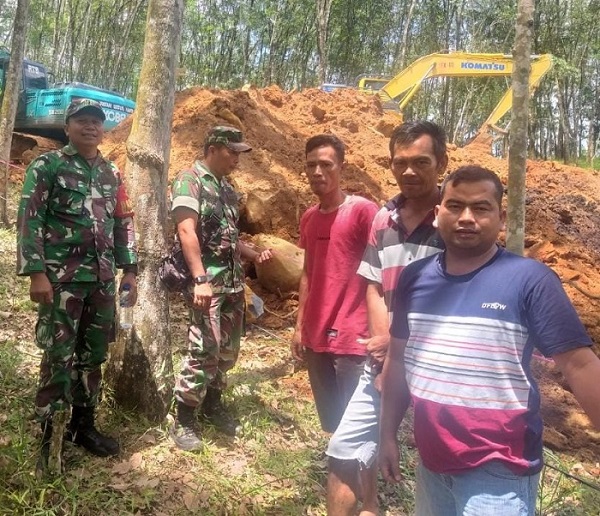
[391,247,592,475]
[357,193,444,312]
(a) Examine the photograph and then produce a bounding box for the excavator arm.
[378,52,553,134]
[478,53,553,133]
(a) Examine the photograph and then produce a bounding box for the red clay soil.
[102,85,600,332]
[15,85,600,461]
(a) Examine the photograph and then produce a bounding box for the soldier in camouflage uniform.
[17,99,138,470]
[170,126,272,451]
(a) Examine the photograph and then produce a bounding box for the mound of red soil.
[100,85,600,458]
[102,85,600,335]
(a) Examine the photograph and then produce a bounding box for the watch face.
[194,275,208,284]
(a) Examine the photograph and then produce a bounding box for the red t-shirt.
[299,195,378,355]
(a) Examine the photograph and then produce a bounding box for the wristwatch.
[193,275,210,285]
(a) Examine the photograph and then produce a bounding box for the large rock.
[253,234,304,293]
[241,187,299,235]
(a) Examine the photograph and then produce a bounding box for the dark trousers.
[304,348,366,433]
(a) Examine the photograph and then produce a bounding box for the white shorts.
[326,367,381,468]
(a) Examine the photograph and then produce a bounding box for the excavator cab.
[356,76,389,92]
[0,51,37,124]
[22,60,48,90]
[1,49,135,141]
[355,75,399,112]
[0,49,9,103]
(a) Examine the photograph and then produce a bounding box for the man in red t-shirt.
[291,134,378,433]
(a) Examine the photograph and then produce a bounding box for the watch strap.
[193,275,210,285]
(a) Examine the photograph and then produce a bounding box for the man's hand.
[553,346,600,429]
[379,437,403,483]
[192,283,213,312]
[30,272,53,304]
[254,248,274,264]
[291,329,305,361]
[357,335,390,364]
[119,272,138,306]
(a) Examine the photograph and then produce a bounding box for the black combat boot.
[170,402,203,451]
[65,406,119,457]
[200,387,240,437]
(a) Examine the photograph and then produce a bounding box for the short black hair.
[389,120,447,162]
[305,134,345,162]
[441,165,504,207]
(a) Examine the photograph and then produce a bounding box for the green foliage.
[574,156,600,170]
[1,0,600,157]
[180,0,318,89]
[17,0,147,97]
[538,448,600,515]
[2,196,600,514]
[0,0,17,47]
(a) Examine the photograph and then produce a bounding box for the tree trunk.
[51,0,64,73]
[0,0,29,227]
[315,0,333,84]
[107,0,145,91]
[398,0,417,69]
[556,79,572,164]
[506,0,534,256]
[105,0,183,423]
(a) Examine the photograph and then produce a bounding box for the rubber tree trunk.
[105,0,184,422]
[316,0,333,84]
[506,0,534,256]
[0,0,29,227]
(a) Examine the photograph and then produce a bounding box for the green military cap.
[65,98,106,122]
[205,125,252,152]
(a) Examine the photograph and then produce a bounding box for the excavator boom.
[376,52,553,134]
[479,54,552,132]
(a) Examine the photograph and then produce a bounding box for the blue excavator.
[0,49,135,143]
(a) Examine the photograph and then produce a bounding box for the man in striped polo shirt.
[326,121,448,515]
[380,165,600,515]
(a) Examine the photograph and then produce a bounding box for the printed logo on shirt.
[481,302,507,310]
[326,328,338,338]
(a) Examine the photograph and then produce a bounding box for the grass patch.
[2,203,600,514]
[574,156,600,171]
[538,448,600,515]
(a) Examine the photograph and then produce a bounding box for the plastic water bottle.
[119,284,133,330]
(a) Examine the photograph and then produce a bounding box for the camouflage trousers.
[175,290,245,408]
[34,281,116,422]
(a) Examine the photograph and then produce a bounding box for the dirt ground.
[12,85,600,463]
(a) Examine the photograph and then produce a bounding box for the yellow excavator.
[356,52,553,136]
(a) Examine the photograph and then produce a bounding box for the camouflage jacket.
[171,161,243,294]
[17,144,138,283]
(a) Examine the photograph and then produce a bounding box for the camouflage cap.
[65,99,106,122]
[205,126,252,153]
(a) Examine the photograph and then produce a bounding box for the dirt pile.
[101,86,404,239]
[102,84,600,335]
[99,85,600,458]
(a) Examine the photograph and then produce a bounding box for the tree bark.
[506,0,534,256]
[0,0,29,227]
[315,0,333,84]
[105,0,183,423]
[107,0,145,91]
